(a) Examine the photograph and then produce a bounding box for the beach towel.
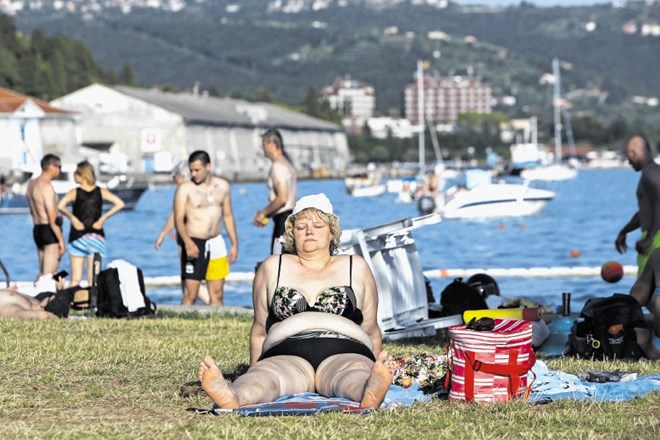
[529,360,660,403]
[108,259,145,312]
[189,385,433,416]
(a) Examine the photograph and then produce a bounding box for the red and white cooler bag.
[447,319,536,403]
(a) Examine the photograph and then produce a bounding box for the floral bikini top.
[265,254,364,332]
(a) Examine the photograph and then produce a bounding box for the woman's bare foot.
[198,355,240,409]
[360,350,393,408]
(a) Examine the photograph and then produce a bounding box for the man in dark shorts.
[174,150,238,305]
[252,129,297,254]
[26,154,65,279]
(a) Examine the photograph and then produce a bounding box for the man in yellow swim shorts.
[615,135,660,275]
[175,151,238,305]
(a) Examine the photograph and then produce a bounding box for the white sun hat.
[291,193,337,218]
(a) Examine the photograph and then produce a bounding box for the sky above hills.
[453,0,613,5]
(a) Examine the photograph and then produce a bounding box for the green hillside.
[4,0,659,153]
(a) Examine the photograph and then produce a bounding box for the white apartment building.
[320,76,375,119]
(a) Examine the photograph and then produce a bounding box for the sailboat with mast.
[520,58,577,181]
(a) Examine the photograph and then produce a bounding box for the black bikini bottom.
[259,336,375,370]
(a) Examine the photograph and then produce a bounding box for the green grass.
[0,314,658,440]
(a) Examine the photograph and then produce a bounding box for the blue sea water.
[0,168,641,311]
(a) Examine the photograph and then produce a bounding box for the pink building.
[403,75,491,126]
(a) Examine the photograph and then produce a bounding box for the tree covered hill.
[4,1,659,144]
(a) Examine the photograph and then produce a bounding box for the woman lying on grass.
[198,193,392,409]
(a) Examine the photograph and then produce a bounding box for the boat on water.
[344,166,386,198]
[520,163,577,181]
[348,183,386,198]
[511,59,578,182]
[431,169,555,219]
[0,171,149,214]
[441,182,556,219]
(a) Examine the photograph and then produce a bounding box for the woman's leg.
[315,351,391,408]
[199,355,315,408]
[85,254,95,286]
[69,255,85,287]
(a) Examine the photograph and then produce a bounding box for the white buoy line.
[10,265,636,290]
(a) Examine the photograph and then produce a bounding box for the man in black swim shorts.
[26,154,66,278]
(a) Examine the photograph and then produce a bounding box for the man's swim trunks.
[69,233,107,257]
[205,234,229,280]
[32,217,63,249]
[637,230,660,275]
[271,210,292,254]
[181,235,229,281]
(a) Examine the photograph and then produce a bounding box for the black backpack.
[439,277,488,317]
[568,294,644,360]
[96,267,157,319]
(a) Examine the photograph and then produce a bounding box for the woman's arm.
[354,255,383,356]
[249,257,273,366]
[57,189,76,220]
[155,212,175,250]
[58,189,84,232]
[94,188,125,229]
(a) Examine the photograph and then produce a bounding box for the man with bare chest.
[174,151,238,305]
[615,135,660,274]
[26,154,65,279]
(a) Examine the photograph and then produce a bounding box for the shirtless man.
[26,154,65,279]
[252,129,297,254]
[615,135,660,275]
[0,288,56,319]
[174,150,238,305]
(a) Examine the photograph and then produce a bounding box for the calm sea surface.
[0,168,641,311]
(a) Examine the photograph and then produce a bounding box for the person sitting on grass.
[630,247,660,360]
[198,193,392,409]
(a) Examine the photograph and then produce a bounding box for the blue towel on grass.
[194,385,431,416]
[530,360,660,403]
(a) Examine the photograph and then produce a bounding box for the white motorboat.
[520,164,577,181]
[348,183,386,198]
[440,183,555,219]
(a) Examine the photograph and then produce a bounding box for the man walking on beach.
[174,150,238,305]
[615,135,660,274]
[26,154,65,279]
[252,129,297,254]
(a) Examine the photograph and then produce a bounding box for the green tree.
[118,62,137,86]
[303,86,320,117]
[208,84,221,97]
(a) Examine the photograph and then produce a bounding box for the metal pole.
[552,58,562,164]
[417,60,425,169]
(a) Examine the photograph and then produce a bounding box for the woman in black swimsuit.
[198,193,391,409]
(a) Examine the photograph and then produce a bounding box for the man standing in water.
[252,129,297,254]
[26,154,65,279]
[615,135,660,274]
[174,151,238,305]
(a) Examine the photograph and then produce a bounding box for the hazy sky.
[453,1,614,5]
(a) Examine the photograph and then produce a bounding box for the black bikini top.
[265,254,364,332]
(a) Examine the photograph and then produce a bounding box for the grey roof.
[114,86,340,132]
